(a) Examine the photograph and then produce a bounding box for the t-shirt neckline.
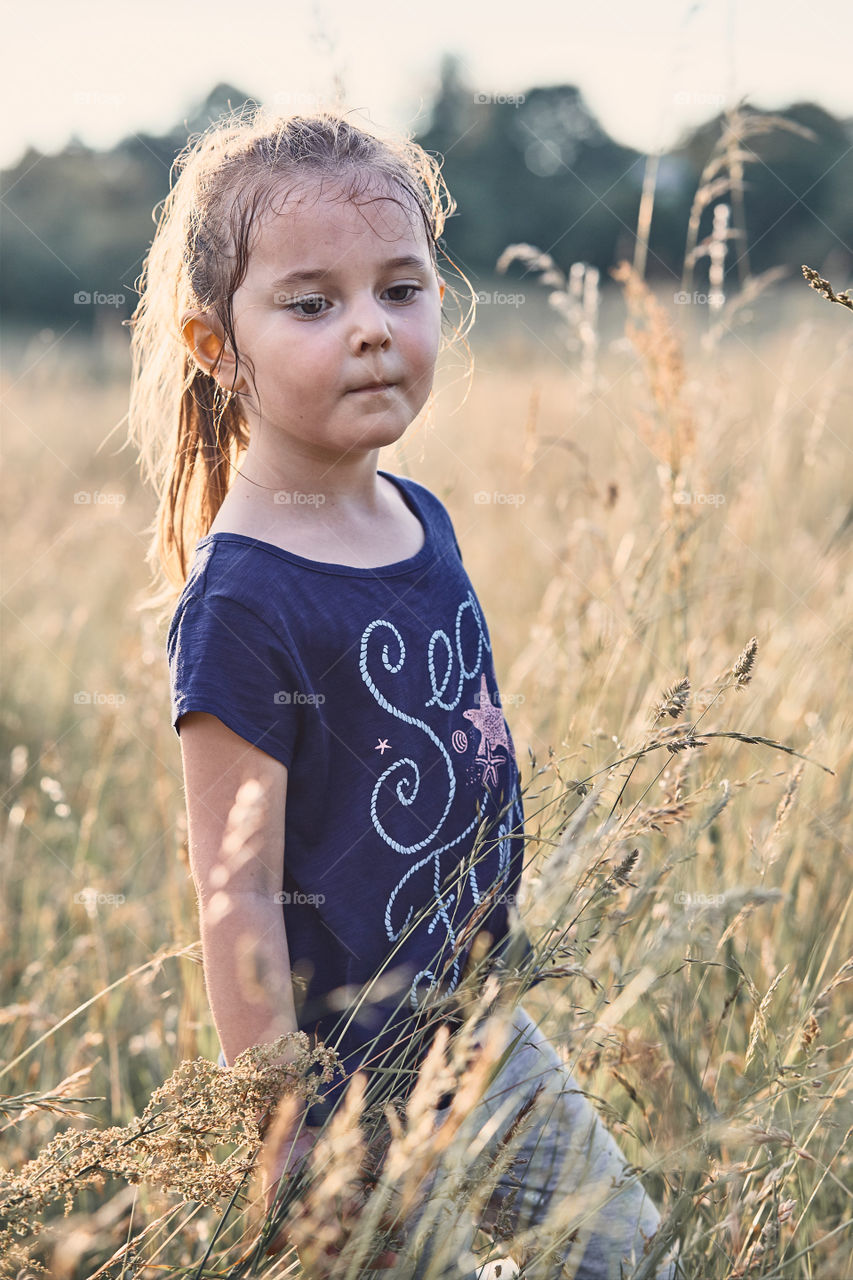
[194,469,433,578]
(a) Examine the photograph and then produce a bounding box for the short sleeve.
[167,592,302,769]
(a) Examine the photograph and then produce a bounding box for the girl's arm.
[177,711,304,1081]
[178,711,402,1270]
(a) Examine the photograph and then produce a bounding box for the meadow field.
[1,265,851,1277]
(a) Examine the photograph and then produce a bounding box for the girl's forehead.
[246,176,431,273]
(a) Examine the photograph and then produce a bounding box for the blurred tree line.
[1,63,851,332]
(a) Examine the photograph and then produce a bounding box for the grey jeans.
[394,1004,676,1280]
[218,1007,676,1279]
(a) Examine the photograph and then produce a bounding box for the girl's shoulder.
[167,471,464,645]
[165,543,306,692]
[381,470,460,539]
[381,470,466,566]
[166,536,281,639]
[383,469,447,515]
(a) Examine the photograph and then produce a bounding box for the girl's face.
[225,176,445,464]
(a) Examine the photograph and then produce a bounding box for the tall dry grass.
[1,252,851,1278]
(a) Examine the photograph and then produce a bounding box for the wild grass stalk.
[1,244,850,1276]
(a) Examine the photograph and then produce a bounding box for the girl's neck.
[205,446,425,568]
[230,439,389,516]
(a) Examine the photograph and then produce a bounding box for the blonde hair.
[125,102,474,613]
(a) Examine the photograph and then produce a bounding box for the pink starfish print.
[476,738,504,787]
[462,674,515,764]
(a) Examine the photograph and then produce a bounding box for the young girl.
[128,106,675,1278]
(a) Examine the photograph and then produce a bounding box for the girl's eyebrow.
[269,254,430,291]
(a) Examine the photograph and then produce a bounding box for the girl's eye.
[282,285,421,317]
[385,284,420,303]
[285,293,327,317]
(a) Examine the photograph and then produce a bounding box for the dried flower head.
[802,265,853,313]
[732,636,758,689]
[652,676,691,724]
[0,1032,340,1257]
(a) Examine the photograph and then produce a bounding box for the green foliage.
[1,72,851,330]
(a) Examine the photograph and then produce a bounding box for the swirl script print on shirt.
[358,589,521,1009]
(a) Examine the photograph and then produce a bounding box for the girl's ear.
[180,309,246,393]
[438,277,446,303]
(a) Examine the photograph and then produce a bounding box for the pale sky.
[3,0,851,169]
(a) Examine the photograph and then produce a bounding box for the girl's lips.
[348,382,396,393]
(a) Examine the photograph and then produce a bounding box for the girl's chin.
[341,416,413,447]
[255,409,416,456]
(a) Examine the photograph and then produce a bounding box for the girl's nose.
[348,297,392,352]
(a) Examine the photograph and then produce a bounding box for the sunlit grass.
[1,272,851,1277]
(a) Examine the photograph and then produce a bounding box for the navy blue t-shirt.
[167,470,541,1123]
